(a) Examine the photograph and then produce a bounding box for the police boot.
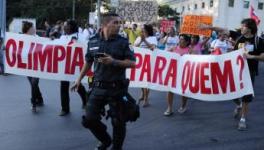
[110,146,122,150]
[111,120,126,150]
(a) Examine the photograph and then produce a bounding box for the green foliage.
[158,5,180,24]
[7,0,95,28]
[158,5,176,17]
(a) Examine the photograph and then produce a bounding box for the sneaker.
[95,141,111,150]
[59,110,70,116]
[164,110,173,116]
[237,120,247,131]
[178,107,187,114]
[233,107,242,119]
[31,106,37,113]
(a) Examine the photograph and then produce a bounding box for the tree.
[158,5,175,18]
[7,0,96,29]
[158,5,180,24]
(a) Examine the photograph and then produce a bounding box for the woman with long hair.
[164,34,191,116]
[134,24,157,107]
[22,21,44,112]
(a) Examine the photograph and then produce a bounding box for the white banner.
[4,32,92,83]
[127,47,254,101]
[4,32,254,101]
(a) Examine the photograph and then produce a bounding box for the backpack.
[122,93,140,122]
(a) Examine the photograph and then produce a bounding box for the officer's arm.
[112,59,135,68]
[76,62,93,83]
[71,62,93,92]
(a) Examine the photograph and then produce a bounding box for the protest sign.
[116,1,158,23]
[160,20,175,33]
[180,15,213,37]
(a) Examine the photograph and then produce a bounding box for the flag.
[250,5,261,25]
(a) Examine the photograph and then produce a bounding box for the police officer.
[71,13,135,150]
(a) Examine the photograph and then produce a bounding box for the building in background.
[158,0,264,34]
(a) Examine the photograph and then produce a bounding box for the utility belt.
[93,80,129,89]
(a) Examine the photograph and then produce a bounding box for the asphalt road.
[0,65,264,150]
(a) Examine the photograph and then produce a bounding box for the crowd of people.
[100,17,264,133]
[1,13,264,149]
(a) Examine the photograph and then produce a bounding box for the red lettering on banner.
[139,55,151,82]
[200,62,211,94]
[5,39,17,67]
[182,61,191,94]
[27,43,35,70]
[17,41,27,69]
[34,44,53,72]
[152,56,167,84]
[164,59,177,88]
[189,62,200,93]
[53,46,66,73]
[65,46,72,74]
[181,61,236,95]
[70,47,84,74]
[130,53,142,81]
[211,61,236,94]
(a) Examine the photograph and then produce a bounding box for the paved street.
[1,65,264,150]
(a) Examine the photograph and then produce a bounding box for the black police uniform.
[83,33,135,150]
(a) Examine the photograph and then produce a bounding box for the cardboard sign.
[160,20,175,33]
[116,1,158,23]
[180,15,213,37]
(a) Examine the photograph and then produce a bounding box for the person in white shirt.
[161,27,179,51]
[134,24,157,107]
[210,32,232,54]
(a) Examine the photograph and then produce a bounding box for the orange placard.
[180,15,213,37]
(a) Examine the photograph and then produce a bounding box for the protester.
[71,13,136,150]
[83,23,96,41]
[189,35,210,54]
[134,24,157,107]
[157,31,166,50]
[210,32,232,54]
[200,18,264,130]
[22,21,44,112]
[59,20,87,116]
[164,34,191,116]
[44,20,52,37]
[161,27,179,51]
[50,20,63,40]
[124,23,140,45]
